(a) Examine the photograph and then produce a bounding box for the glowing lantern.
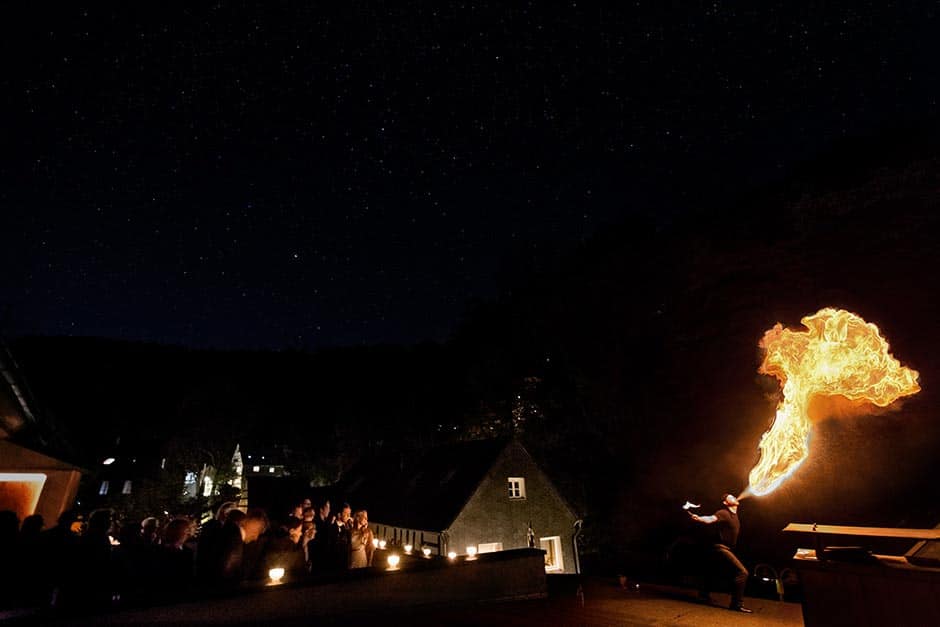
[387,554,400,569]
[466,546,477,557]
[404,544,413,553]
[378,539,387,549]
[268,567,285,584]
[422,547,432,557]
[447,551,457,560]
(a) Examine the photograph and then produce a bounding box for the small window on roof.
[508,477,526,499]
[99,480,109,495]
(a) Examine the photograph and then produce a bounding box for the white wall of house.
[444,441,579,573]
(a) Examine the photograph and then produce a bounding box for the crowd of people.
[0,498,378,614]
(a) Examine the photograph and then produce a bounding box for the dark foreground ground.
[333,577,804,627]
[2,576,804,627]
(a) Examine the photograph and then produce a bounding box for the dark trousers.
[700,543,748,607]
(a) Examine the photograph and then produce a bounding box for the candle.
[268,567,285,584]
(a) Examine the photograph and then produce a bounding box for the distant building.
[86,439,245,511]
[0,342,84,527]
[336,439,582,573]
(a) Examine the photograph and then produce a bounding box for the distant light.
[404,544,413,554]
[103,458,115,465]
[387,554,400,569]
[268,567,285,584]
[447,551,457,560]
[762,577,771,582]
[466,546,477,557]
[108,535,120,546]
[253,466,260,472]
[422,547,431,557]
[378,539,387,549]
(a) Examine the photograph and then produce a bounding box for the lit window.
[252,466,260,472]
[102,457,115,465]
[202,475,214,497]
[184,472,197,486]
[540,536,564,572]
[99,480,110,495]
[478,542,503,554]
[508,477,526,499]
[161,458,166,469]
[269,466,275,473]
[122,480,132,495]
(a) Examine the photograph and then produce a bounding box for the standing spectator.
[334,503,353,570]
[65,509,117,610]
[0,511,20,608]
[261,516,306,581]
[308,499,335,574]
[349,510,374,569]
[214,509,269,584]
[15,515,45,607]
[39,509,82,608]
[196,502,238,585]
[155,518,196,602]
[240,509,270,582]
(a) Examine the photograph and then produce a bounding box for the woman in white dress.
[349,510,375,569]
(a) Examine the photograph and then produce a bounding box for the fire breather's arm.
[689,513,717,524]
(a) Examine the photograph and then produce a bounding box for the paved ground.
[365,578,805,627]
[3,577,805,626]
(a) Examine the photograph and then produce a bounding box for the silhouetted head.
[87,509,114,536]
[240,508,269,543]
[21,514,44,536]
[141,516,159,542]
[281,516,303,544]
[163,518,194,549]
[215,501,238,523]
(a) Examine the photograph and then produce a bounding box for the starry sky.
[2,2,938,349]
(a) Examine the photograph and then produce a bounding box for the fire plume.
[747,308,920,496]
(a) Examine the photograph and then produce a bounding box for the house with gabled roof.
[335,438,582,573]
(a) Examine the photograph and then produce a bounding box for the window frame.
[539,535,564,572]
[507,477,526,500]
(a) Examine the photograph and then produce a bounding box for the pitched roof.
[335,438,509,532]
[0,439,85,472]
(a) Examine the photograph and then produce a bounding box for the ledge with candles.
[57,548,549,625]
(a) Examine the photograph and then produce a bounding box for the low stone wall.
[56,548,547,626]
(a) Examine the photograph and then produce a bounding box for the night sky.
[3,2,939,349]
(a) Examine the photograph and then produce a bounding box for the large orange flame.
[746,308,920,496]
